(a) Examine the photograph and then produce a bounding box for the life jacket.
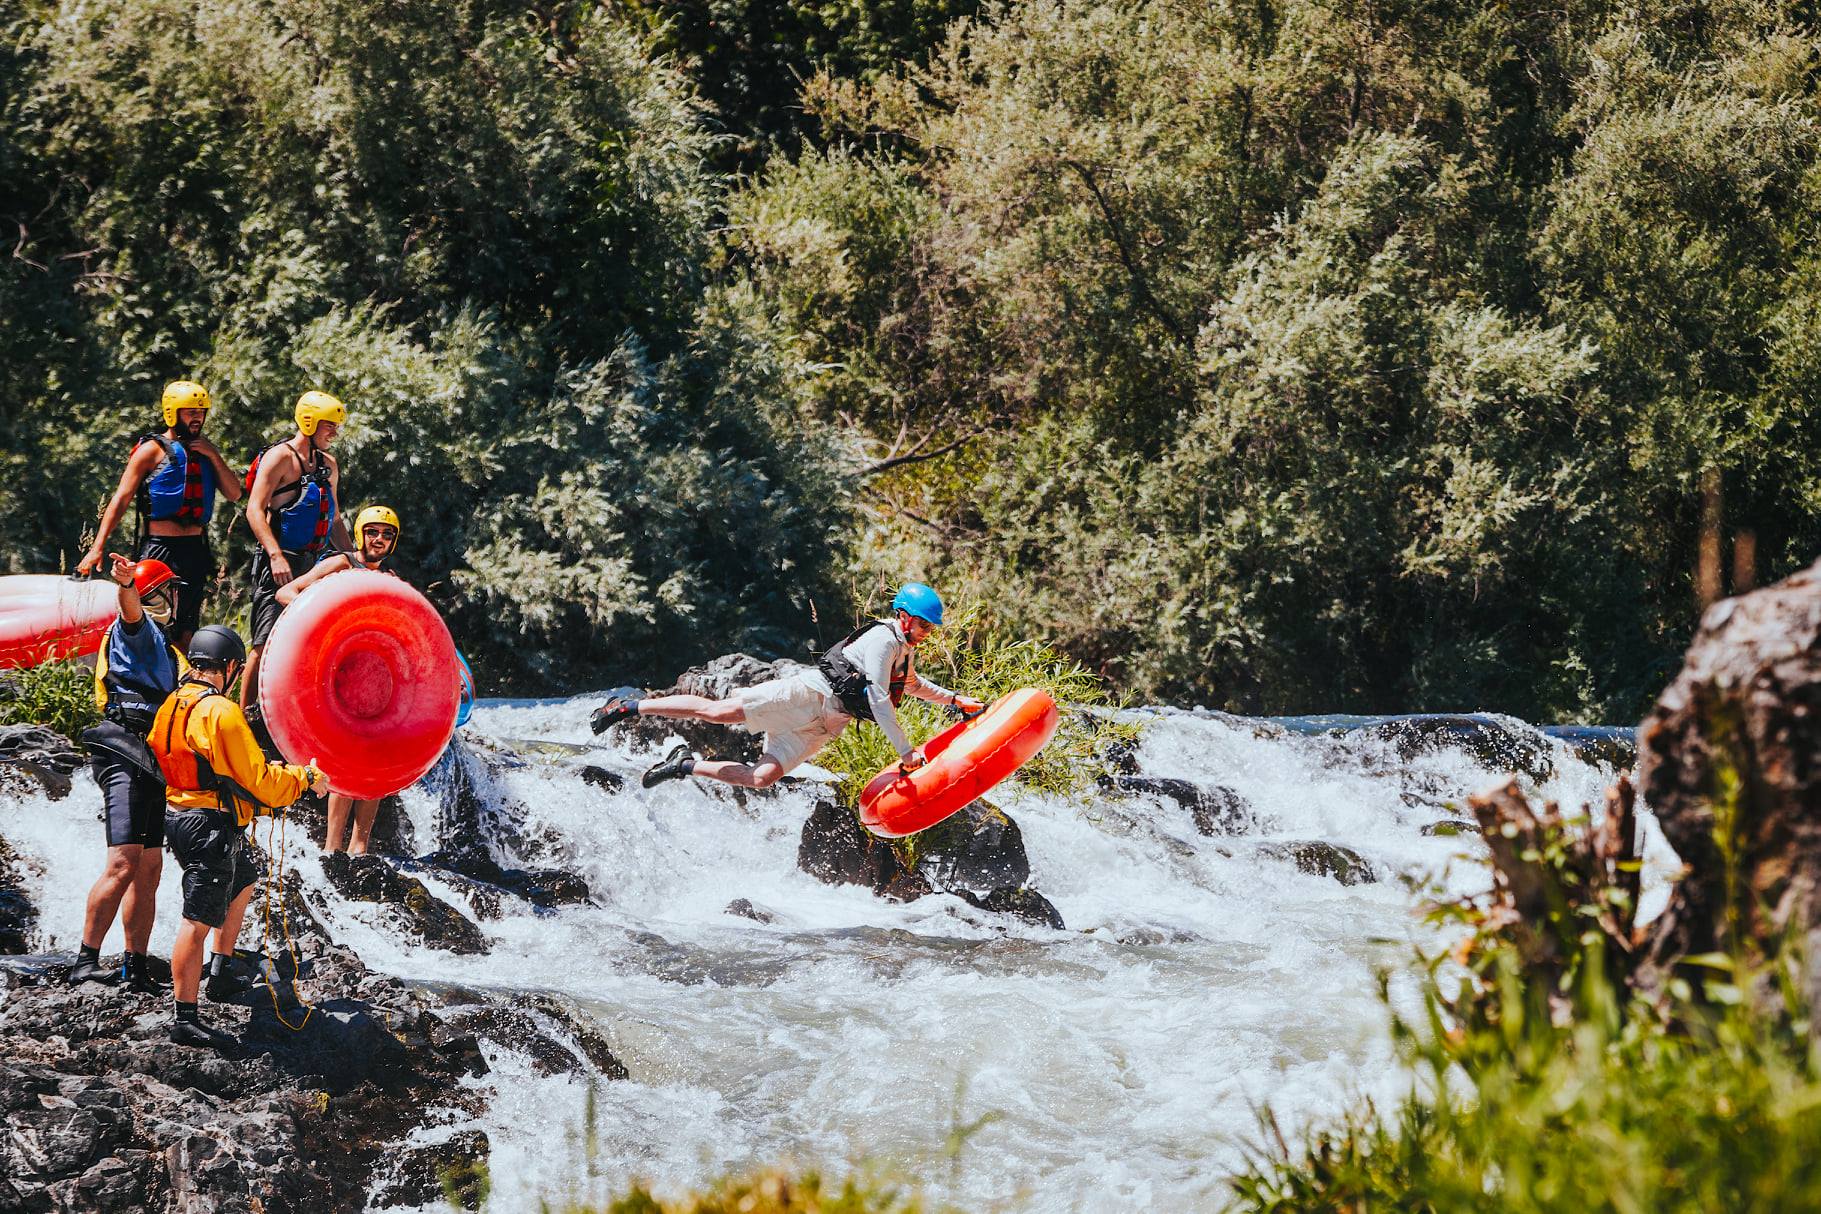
[245,441,334,556]
[93,625,187,736]
[817,620,910,721]
[151,680,259,825]
[135,434,215,527]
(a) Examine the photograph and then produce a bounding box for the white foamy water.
[0,701,1670,1212]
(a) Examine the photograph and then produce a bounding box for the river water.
[0,700,1667,1212]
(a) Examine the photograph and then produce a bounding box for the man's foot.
[641,744,695,788]
[590,696,640,735]
[67,958,116,986]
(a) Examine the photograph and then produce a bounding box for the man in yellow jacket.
[150,624,326,1047]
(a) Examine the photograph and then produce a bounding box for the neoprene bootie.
[591,697,639,735]
[122,951,167,994]
[67,945,114,986]
[641,744,695,788]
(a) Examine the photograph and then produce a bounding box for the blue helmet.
[891,582,944,626]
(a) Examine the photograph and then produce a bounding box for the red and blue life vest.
[246,443,335,556]
[138,435,216,526]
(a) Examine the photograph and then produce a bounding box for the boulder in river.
[1354,714,1555,782]
[1107,775,1260,836]
[1254,841,1378,886]
[0,836,37,954]
[320,852,491,955]
[0,723,84,800]
[797,795,1066,926]
[1632,559,1821,1006]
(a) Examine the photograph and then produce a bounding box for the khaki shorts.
[736,672,850,774]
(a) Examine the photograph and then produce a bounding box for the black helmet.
[187,625,246,670]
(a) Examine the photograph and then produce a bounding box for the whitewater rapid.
[0,701,1667,1212]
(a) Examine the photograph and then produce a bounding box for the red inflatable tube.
[0,576,117,669]
[859,687,1061,838]
[259,570,460,800]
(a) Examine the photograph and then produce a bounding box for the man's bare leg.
[633,695,747,725]
[79,843,143,952]
[119,847,163,954]
[687,756,787,790]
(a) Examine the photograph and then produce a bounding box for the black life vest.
[818,620,910,721]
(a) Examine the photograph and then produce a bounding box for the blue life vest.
[139,435,216,525]
[250,443,335,555]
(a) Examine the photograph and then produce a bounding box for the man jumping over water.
[589,583,983,790]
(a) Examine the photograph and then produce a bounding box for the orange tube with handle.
[858,687,1060,838]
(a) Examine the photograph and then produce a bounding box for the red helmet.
[131,559,181,598]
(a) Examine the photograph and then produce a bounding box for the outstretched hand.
[107,553,137,587]
[901,748,927,772]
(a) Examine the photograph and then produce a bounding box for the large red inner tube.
[259,570,459,799]
[0,575,117,669]
[858,687,1061,838]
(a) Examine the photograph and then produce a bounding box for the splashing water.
[0,699,1671,1212]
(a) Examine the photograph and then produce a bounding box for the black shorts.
[139,533,212,639]
[249,548,319,648]
[165,809,263,928]
[91,750,166,849]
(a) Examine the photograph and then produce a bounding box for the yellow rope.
[259,805,314,1031]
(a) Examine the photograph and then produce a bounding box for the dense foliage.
[6,0,1819,715]
[1,0,847,691]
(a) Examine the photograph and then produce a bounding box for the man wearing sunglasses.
[589,582,983,791]
[68,555,189,990]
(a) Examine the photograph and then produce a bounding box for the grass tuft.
[0,659,99,740]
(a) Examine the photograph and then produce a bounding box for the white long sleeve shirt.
[824,618,957,758]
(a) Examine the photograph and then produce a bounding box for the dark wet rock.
[418,846,594,915]
[957,887,1065,929]
[915,800,1032,891]
[617,654,809,761]
[726,898,774,924]
[370,1128,490,1210]
[444,993,628,1083]
[1541,724,1637,769]
[0,836,38,954]
[1354,714,1554,782]
[797,796,1064,922]
[1256,841,1378,885]
[1632,560,1821,1008]
[319,853,490,955]
[1114,778,1260,837]
[0,870,488,1214]
[1422,820,1478,837]
[0,723,84,800]
[1107,776,1260,836]
[425,739,578,874]
[580,765,626,793]
[797,796,932,902]
[1097,735,1141,775]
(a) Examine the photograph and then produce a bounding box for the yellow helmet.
[161,380,212,427]
[355,505,400,546]
[295,390,347,436]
